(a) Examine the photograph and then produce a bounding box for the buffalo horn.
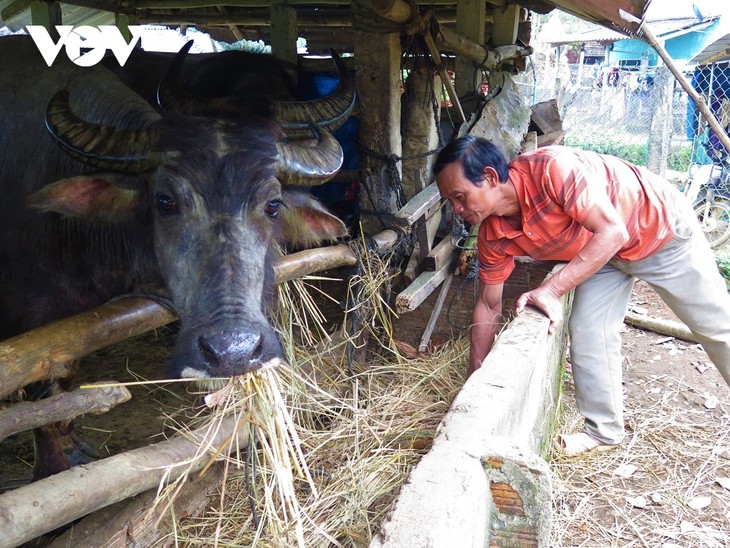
[158,45,355,136]
[277,125,343,186]
[272,49,357,137]
[45,90,162,173]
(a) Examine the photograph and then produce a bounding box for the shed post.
[491,3,520,47]
[270,0,298,65]
[455,0,486,104]
[354,30,403,235]
[647,65,674,176]
[30,0,61,39]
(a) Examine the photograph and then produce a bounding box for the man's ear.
[482,166,501,188]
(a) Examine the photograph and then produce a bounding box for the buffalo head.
[28,91,348,379]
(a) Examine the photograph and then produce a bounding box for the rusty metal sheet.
[540,0,651,35]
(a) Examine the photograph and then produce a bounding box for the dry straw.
[550,374,730,547]
[152,240,465,546]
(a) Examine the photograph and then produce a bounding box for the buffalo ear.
[27,175,142,223]
[279,189,348,248]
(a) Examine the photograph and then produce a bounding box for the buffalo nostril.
[197,335,220,367]
[250,336,264,361]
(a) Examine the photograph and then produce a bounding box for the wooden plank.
[423,236,456,272]
[531,99,562,133]
[393,182,441,227]
[536,130,566,147]
[418,267,456,353]
[529,109,553,135]
[396,250,457,314]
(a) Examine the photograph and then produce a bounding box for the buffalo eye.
[155,193,179,215]
[264,199,283,219]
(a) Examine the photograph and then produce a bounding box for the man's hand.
[515,285,563,334]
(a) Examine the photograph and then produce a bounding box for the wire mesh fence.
[514,56,702,177]
[512,56,730,249]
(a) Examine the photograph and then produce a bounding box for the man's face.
[436,161,498,225]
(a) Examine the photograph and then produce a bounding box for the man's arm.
[470,280,504,378]
[515,192,629,332]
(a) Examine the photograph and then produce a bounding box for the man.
[434,136,730,454]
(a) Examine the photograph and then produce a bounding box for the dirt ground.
[2,275,730,547]
[550,280,730,547]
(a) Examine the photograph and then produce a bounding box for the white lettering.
[26,25,74,67]
[26,25,143,67]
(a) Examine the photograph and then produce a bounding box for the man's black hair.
[432,135,509,185]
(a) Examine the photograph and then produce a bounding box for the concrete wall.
[371,263,571,548]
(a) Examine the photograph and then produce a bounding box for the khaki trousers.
[568,199,730,444]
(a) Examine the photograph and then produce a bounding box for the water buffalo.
[0,36,350,476]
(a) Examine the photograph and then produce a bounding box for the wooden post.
[402,69,441,201]
[491,3,520,47]
[270,0,298,65]
[354,30,402,234]
[115,13,132,42]
[30,0,61,39]
[647,66,673,176]
[455,0,485,99]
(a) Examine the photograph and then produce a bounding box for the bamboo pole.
[624,311,698,343]
[0,415,244,548]
[0,229,400,399]
[0,383,131,442]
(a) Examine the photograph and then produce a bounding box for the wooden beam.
[0,298,177,400]
[423,236,456,272]
[455,0,485,97]
[270,1,298,65]
[1,0,32,22]
[492,3,520,46]
[0,383,131,442]
[371,0,531,68]
[0,415,245,548]
[393,182,442,227]
[395,249,457,314]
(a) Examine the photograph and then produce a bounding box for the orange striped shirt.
[477,146,679,284]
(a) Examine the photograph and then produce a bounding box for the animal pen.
[0,0,716,546]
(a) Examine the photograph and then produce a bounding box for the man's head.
[433,135,509,185]
[433,136,513,225]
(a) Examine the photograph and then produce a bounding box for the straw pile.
[153,244,466,546]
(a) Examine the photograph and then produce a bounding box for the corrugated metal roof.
[690,32,730,65]
[546,15,720,46]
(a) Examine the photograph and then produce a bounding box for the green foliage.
[668,146,693,173]
[716,248,730,282]
[565,133,693,173]
[565,132,648,166]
